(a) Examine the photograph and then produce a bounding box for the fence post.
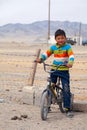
[29,49,41,86]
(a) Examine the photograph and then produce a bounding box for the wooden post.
[29,49,41,86]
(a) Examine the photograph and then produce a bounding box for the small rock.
[21,114,28,118]
[0,98,4,103]
[11,116,22,120]
[18,90,22,92]
[11,116,18,120]
[5,89,10,91]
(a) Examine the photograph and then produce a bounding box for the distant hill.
[0,20,87,43]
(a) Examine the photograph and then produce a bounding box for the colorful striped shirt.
[41,43,74,70]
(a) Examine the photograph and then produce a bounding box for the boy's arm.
[66,45,74,68]
[36,47,53,63]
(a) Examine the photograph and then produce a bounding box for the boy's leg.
[61,71,71,108]
[61,71,74,117]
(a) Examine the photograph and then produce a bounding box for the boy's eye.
[58,38,63,40]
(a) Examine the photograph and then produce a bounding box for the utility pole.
[79,22,81,45]
[48,0,51,43]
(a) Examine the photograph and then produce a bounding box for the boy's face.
[55,35,66,46]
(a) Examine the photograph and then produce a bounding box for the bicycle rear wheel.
[40,91,49,120]
[58,91,65,113]
[59,102,65,113]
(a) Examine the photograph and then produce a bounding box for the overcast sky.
[0,0,87,26]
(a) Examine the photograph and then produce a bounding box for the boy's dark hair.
[55,29,66,39]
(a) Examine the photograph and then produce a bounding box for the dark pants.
[50,70,71,108]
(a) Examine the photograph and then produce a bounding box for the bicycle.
[40,61,74,120]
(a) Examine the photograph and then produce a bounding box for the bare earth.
[0,42,87,130]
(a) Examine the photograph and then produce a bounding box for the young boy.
[36,29,74,117]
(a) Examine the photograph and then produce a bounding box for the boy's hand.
[34,58,43,63]
[66,63,72,68]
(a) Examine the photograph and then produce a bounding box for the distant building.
[67,36,82,45]
[48,35,56,44]
[82,40,87,46]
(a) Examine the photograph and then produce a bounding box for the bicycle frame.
[42,61,64,98]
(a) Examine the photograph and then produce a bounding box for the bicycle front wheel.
[40,91,49,120]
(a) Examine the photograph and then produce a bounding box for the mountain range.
[0,20,87,43]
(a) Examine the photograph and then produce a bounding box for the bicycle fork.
[47,77,57,98]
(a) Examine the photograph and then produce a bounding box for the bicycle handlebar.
[42,61,66,73]
[34,60,66,73]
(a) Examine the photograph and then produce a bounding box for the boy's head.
[55,29,66,46]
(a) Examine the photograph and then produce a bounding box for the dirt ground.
[0,42,87,130]
[0,101,87,130]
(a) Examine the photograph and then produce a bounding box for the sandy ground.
[0,42,87,130]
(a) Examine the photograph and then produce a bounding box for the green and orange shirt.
[41,43,74,70]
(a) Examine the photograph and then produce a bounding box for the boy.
[36,29,74,117]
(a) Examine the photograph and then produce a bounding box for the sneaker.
[65,108,74,118]
[66,111,74,118]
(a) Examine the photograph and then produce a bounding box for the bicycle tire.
[40,91,49,120]
[59,102,65,113]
